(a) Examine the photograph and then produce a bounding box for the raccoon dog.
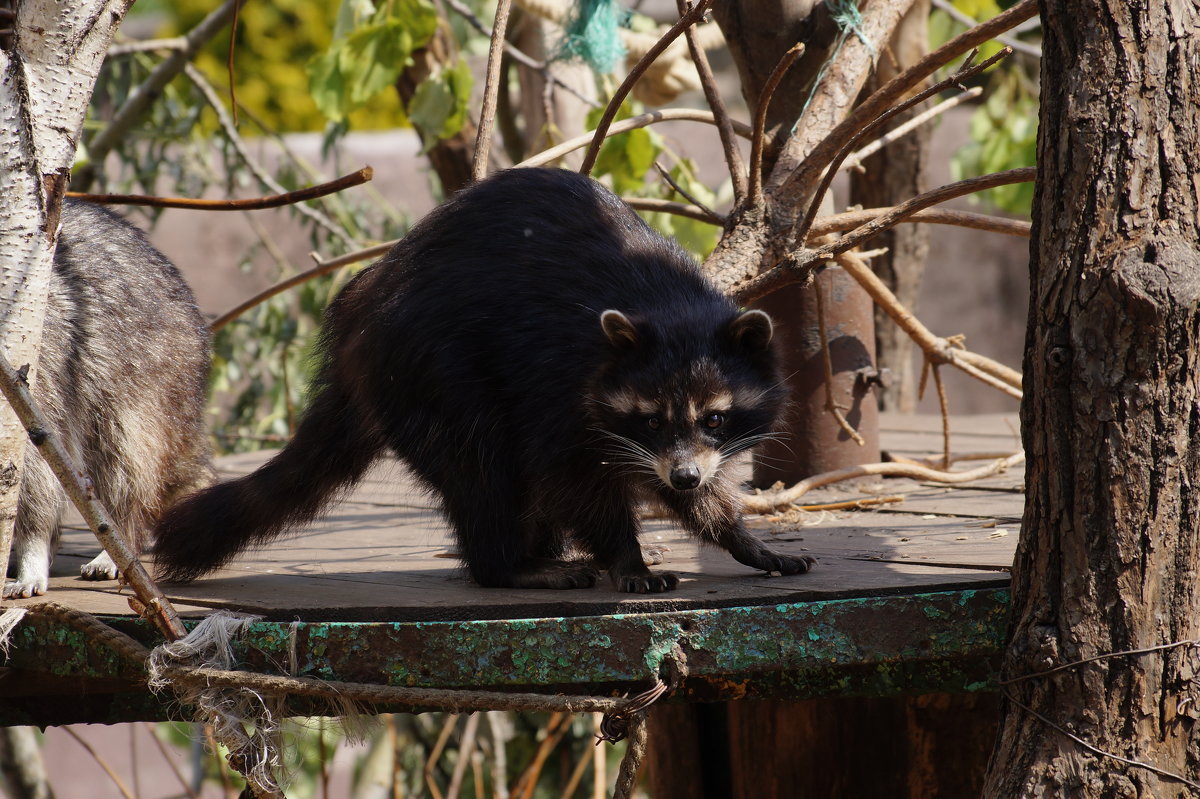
[5,201,215,598]
[154,168,813,592]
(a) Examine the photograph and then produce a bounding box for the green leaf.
[408,56,474,148]
[306,0,438,123]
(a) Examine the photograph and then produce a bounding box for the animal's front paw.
[733,545,816,576]
[80,551,119,581]
[2,577,47,599]
[616,571,679,594]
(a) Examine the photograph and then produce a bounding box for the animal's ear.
[727,309,774,352]
[600,309,639,349]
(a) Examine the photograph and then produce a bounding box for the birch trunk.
[0,0,133,590]
[984,1,1200,794]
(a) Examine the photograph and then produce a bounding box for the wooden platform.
[0,413,1023,724]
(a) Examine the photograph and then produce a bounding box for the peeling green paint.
[1,587,1012,724]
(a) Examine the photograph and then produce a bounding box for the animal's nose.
[670,465,701,490]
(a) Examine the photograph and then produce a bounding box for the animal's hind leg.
[397,422,595,589]
[5,456,62,599]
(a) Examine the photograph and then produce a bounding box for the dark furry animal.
[154,168,814,592]
[5,200,215,598]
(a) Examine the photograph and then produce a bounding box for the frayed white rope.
[0,607,29,657]
[146,611,287,796]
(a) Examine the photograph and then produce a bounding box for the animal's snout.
[669,464,702,491]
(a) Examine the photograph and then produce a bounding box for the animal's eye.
[646,416,662,431]
[703,412,725,430]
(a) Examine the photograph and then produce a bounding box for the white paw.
[5,546,51,598]
[2,576,47,599]
[80,551,119,581]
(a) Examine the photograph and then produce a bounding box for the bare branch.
[773,0,1038,205]
[840,87,982,173]
[808,206,1030,239]
[579,0,712,176]
[731,167,1035,303]
[653,161,722,222]
[68,167,374,210]
[77,0,240,189]
[796,47,1014,243]
[519,108,751,169]
[742,451,1025,512]
[748,43,804,208]
[473,0,514,182]
[676,0,747,202]
[183,64,357,248]
[931,0,1043,58]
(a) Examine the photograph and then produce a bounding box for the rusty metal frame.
[0,586,1009,725]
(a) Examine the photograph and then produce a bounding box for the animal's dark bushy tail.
[153,381,383,582]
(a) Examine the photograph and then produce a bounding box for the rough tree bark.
[0,0,134,587]
[984,1,1200,795]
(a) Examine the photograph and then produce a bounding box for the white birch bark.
[0,0,133,590]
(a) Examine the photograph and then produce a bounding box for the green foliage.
[952,69,1038,215]
[585,102,721,260]
[160,0,405,131]
[307,0,439,123]
[933,0,1039,217]
[408,56,475,148]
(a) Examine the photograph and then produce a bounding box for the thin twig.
[676,0,746,202]
[886,451,1019,469]
[748,42,804,208]
[840,87,983,173]
[209,242,389,332]
[107,37,190,56]
[1003,691,1200,791]
[425,714,458,799]
[579,0,712,176]
[652,161,722,221]
[731,168,1037,304]
[742,451,1025,512]
[80,0,240,186]
[61,727,138,799]
[226,0,241,126]
[473,0,514,182]
[807,206,1030,239]
[796,47,1013,243]
[147,724,203,799]
[67,167,373,210]
[624,197,725,225]
[442,0,597,108]
[931,364,951,469]
[775,0,1038,204]
[813,272,865,446]
[520,107,751,169]
[931,0,1042,58]
[183,63,356,248]
[446,713,480,799]
[512,712,571,799]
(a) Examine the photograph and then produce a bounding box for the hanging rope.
[22,602,669,797]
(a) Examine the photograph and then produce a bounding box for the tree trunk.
[0,0,133,589]
[984,2,1200,796]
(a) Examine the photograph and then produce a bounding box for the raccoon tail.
[153,381,384,583]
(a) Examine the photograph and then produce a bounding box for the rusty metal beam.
[0,586,1009,725]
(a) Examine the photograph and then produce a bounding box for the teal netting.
[557,0,628,74]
